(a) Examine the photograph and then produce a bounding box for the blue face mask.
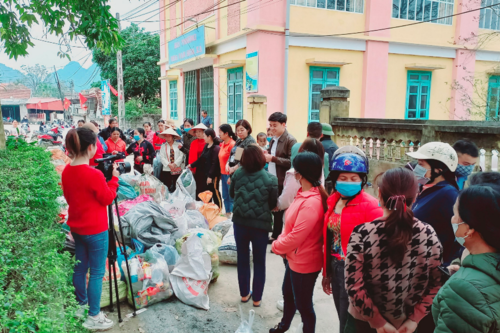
[336,181,362,197]
[267,137,272,143]
[413,164,430,185]
[455,164,474,178]
[452,222,468,246]
[134,135,140,141]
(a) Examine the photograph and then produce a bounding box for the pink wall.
[361,40,389,118]
[170,0,177,40]
[183,0,215,30]
[228,0,241,35]
[364,0,391,37]
[246,31,285,115]
[450,0,481,120]
[246,0,286,28]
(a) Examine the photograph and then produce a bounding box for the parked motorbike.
[124,128,135,145]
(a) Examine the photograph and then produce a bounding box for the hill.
[0,63,25,82]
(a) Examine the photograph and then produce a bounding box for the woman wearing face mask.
[179,118,195,162]
[432,184,500,333]
[187,128,222,207]
[227,119,256,175]
[62,128,119,330]
[187,123,208,199]
[406,142,460,267]
[126,128,156,174]
[322,147,383,333]
[270,152,328,333]
[344,168,443,333]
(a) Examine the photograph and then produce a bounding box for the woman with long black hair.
[344,167,443,333]
[62,128,118,330]
[126,128,156,174]
[187,128,222,207]
[218,124,237,216]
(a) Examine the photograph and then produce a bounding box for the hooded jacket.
[272,187,324,274]
[412,180,460,266]
[323,190,382,277]
[433,253,500,333]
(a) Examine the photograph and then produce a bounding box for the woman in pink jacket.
[270,152,328,333]
[322,147,383,333]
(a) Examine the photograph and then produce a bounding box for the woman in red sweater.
[62,128,119,331]
[271,152,328,333]
[105,128,127,162]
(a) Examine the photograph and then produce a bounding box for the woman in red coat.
[105,128,127,162]
[187,123,208,199]
[322,147,383,333]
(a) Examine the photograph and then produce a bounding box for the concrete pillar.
[320,87,350,124]
[248,95,267,135]
[361,41,389,118]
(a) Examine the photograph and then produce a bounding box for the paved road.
[106,246,339,333]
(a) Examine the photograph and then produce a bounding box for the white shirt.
[277,168,325,211]
[268,134,282,177]
[159,142,184,172]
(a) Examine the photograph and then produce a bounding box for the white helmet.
[406,142,458,172]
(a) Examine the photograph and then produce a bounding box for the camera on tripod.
[96,153,132,181]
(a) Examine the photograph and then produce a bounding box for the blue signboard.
[168,26,206,66]
[101,79,111,116]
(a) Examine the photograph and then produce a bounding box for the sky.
[0,0,160,71]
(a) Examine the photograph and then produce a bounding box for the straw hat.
[159,127,181,140]
[188,123,207,136]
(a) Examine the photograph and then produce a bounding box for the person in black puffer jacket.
[187,128,222,207]
[230,145,278,307]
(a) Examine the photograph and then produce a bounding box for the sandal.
[253,300,262,307]
[241,291,252,303]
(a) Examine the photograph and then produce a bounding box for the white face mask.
[294,172,302,185]
[452,222,468,246]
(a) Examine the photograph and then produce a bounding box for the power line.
[32,37,87,49]
[122,0,159,19]
[132,0,184,26]
[124,0,178,20]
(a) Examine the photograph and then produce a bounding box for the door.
[309,67,340,122]
[405,71,431,120]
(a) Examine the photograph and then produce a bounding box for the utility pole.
[54,66,65,121]
[116,12,125,127]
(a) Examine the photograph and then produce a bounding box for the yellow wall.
[289,6,365,36]
[219,5,228,40]
[476,30,500,52]
[287,46,364,141]
[388,19,456,48]
[217,48,247,125]
[471,60,500,120]
[386,54,453,120]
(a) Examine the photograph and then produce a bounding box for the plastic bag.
[100,280,127,308]
[212,220,233,239]
[198,191,221,226]
[170,236,212,310]
[116,195,152,217]
[117,177,139,201]
[160,199,186,218]
[219,227,238,265]
[185,210,209,230]
[150,243,180,272]
[174,228,222,281]
[122,250,174,309]
[235,308,255,333]
[121,173,142,188]
[139,174,168,204]
[176,169,196,200]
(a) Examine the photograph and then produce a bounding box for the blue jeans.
[331,259,349,333]
[73,231,109,316]
[221,174,233,213]
[233,223,268,302]
[279,264,320,333]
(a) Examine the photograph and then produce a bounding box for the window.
[487,76,500,119]
[169,81,178,120]
[405,71,431,119]
[392,0,454,25]
[308,67,339,122]
[227,67,243,124]
[184,70,197,121]
[479,0,500,31]
[290,0,364,13]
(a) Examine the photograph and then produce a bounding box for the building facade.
[158,0,500,139]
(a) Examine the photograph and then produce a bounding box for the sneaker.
[225,212,232,219]
[75,305,87,319]
[276,299,299,314]
[83,312,114,331]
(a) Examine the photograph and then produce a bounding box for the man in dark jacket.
[320,123,338,167]
[99,118,126,142]
[264,112,297,241]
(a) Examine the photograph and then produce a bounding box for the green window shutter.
[169,81,178,120]
[308,67,339,122]
[405,71,431,120]
[184,70,197,122]
[200,66,214,119]
[487,76,500,120]
[227,67,243,124]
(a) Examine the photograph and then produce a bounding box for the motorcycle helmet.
[406,142,458,172]
[328,146,370,194]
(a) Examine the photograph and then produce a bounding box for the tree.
[0,0,123,149]
[19,64,49,94]
[92,24,161,104]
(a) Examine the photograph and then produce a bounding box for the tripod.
[106,198,137,322]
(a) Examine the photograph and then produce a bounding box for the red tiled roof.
[0,83,31,100]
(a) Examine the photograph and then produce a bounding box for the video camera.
[96,153,131,181]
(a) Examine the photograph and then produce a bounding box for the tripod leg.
[114,198,137,316]
[111,261,122,322]
[107,205,114,313]
[108,247,114,313]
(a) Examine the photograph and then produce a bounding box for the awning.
[26,98,64,111]
[405,63,445,70]
[169,54,217,72]
[213,60,245,69]
[306,58,351,67]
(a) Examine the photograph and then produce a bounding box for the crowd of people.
[61,113,500,332]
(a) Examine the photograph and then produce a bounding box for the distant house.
[0,83,31,122]
[26,98,66,122]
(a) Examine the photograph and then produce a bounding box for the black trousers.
[159,170,180,192]
[271,210,285,240]
[207,176,222,208]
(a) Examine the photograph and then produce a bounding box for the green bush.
[0,142,84,332]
